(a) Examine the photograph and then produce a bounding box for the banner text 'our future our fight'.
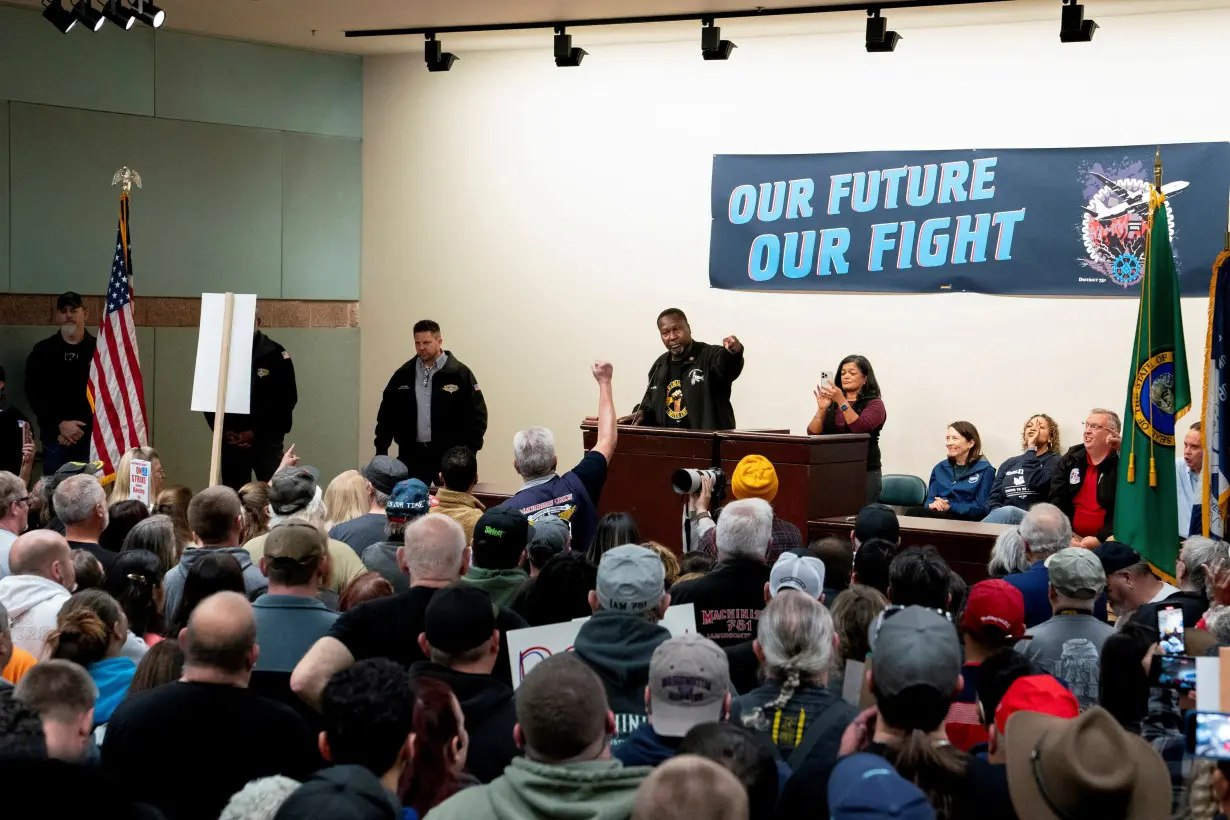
[707,143,1230,296]
[726,158,1023,282]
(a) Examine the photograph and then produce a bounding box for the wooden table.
[808,515,1012,584]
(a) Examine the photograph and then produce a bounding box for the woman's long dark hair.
[586,512,641,565]
[836,355,881,400]
[168,552,245,634]
[1099,620,1155,730]
[99,499,151,554]
[399,677,468,817]
[105,549,165,639]
[873,684,970,820]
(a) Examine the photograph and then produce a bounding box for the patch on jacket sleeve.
[1069,468,1081,485]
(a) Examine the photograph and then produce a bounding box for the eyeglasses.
[13,495,32,506]
[869,604,953,648]
[1082,422,1110,432]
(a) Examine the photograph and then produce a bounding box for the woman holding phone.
[807,355,886,504]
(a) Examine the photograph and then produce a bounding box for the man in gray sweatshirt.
[163,486,267,622]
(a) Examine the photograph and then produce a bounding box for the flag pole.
[208,293,236,487]
[1148,147,1164,488]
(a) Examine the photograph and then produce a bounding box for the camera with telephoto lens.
[671,467,726,500]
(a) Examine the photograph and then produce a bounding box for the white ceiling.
[10,0,1230,55]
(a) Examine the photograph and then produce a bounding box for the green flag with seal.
[1114,185,1190,581]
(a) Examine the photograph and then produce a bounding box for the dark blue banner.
[709,142,1230,296]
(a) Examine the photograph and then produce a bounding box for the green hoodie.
[428,758,651,820]
[463,566,529,609]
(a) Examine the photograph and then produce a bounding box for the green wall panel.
[0,5,154,116]
[282,133,362,300]
[155,32,362,139]
[10,103,283,298]
[0,325,155,466]
[1,102,8,292]
[153,327,359,491]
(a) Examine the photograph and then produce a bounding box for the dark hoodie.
[274,764,400,820]
[408,661,521,784]
[573,610,671,743]
[611,722,682,768]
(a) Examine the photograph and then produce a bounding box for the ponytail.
[742,665,802,732]
[45,589,123,666]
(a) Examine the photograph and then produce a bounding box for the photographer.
[688,455,802,563]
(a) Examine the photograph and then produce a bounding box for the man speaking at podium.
[624,309,744,430]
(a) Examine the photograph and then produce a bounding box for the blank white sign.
[190,293,256,415]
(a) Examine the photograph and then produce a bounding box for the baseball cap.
[268,466,321,515]
[993,674,1079,734]
[56,291,84,310]
[1093,541,1142,576]
[424,584,497,655]
[526,514,569,567]
[1046,547,1106,599]
[961,579,1026,640]
[264,521,327,563]
[473,507,530,557]
[361,456,409,497]
[731,455,779,503]
[828,753,936,820]
[648,633,731,738]
[855,504,900,545]
[870,606,962,698]
[386,479,430,522]
[770,552,826,599]
[596,544,666,612]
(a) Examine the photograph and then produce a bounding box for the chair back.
[878,474,926,508]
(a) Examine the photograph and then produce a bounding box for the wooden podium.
[581,421,868,550]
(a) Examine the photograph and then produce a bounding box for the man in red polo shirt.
[1049,408,1121,548]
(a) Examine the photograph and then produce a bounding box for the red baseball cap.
[960,579,1026,640]
[994,674,1080,734]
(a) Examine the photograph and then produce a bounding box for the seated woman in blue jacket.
[919,421,996,521]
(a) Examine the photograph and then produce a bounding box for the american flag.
[88,193,149,480]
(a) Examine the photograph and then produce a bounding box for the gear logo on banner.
[1078,164,1187,288]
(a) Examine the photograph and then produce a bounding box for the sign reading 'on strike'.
[708,142,1230,296]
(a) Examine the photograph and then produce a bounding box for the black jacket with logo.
[637,340,744,430]
[24,330,97,442]
[1048,443,1118,541]
[205,331,297,440]
[373,351,487,455]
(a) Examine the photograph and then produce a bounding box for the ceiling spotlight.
[1060,0,1098,43]
[102,0,135,29]
[73,0,105,32]
[42,0,77,33]
[866,9,900,53]
[130,0,164,28]
[701,18,736,61]
[554,28,586,67]
[425,34,458,72]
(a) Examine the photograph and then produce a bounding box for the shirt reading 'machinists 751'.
[667,557,772,647]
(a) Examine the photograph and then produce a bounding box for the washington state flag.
[1114,192,1190,580]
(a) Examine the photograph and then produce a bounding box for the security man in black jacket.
[374,319,487,484]
[205,310,297,489]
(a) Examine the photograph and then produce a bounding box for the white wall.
[361,1,1230,491]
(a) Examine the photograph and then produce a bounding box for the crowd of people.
[0,335,1226,820]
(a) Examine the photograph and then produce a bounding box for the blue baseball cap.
[828,754,935,820]
[386,479,430,522]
